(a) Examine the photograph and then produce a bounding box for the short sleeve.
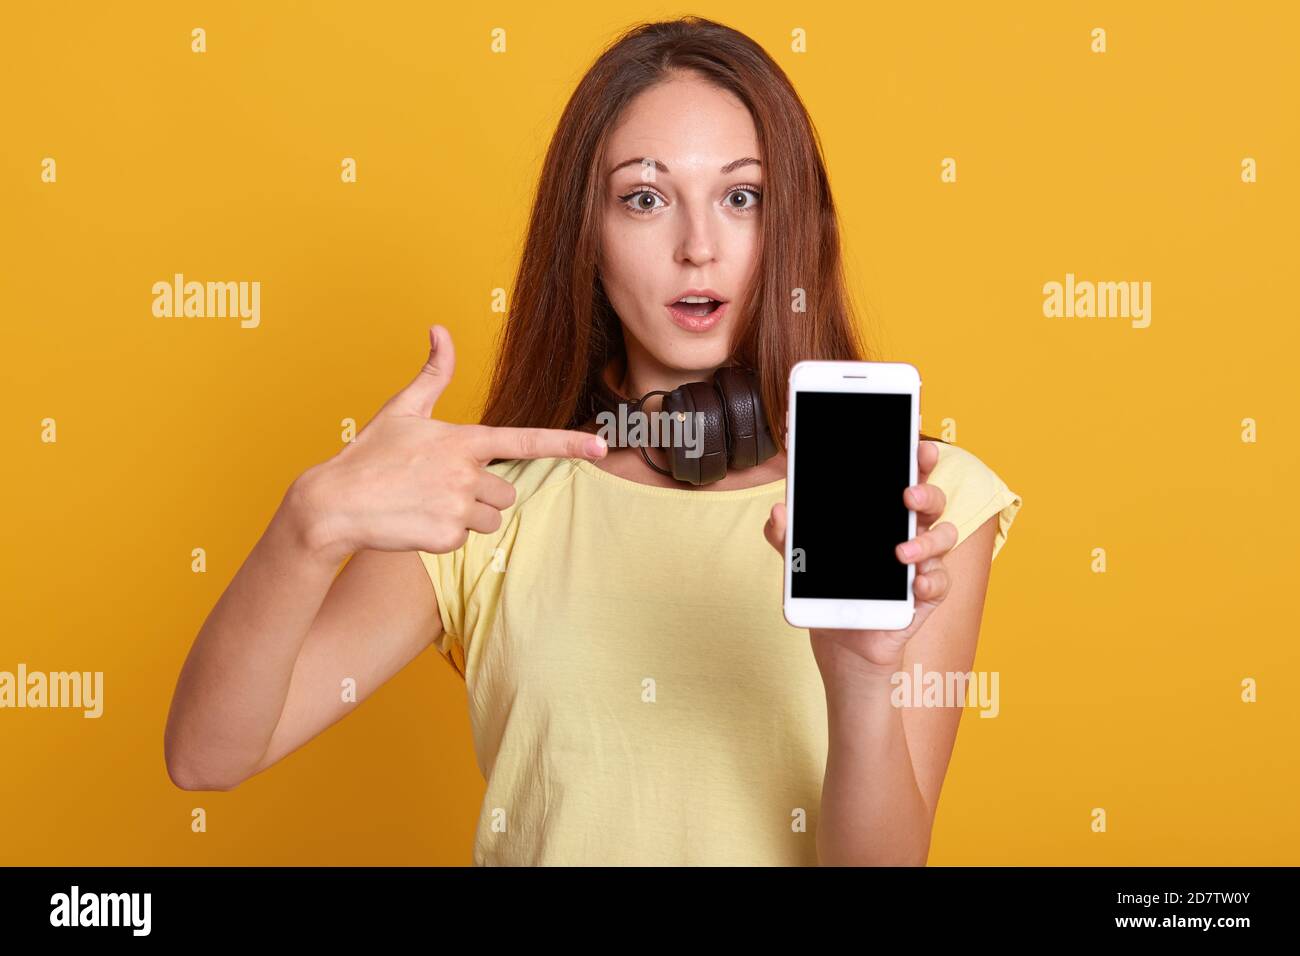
[418,546,469,677]
[412,458,549,680]
[925,442,1023,561]
[418,546,465,654]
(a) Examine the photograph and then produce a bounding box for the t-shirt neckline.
[569,457,786,499]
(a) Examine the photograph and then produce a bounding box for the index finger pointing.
[467,425,607,463]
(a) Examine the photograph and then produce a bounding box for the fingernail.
[587,436,607,457]
[899,541,919,559]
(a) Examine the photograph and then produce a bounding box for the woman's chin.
[652,345,734,376]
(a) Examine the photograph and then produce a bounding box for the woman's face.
[598,72,762,379]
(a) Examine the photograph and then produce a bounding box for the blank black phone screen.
[789,390,912,600]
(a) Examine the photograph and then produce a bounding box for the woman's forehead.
[605,81,758,171]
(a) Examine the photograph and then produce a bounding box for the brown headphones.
[590,362,778,486]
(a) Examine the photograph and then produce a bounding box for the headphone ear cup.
[662,381,728,485]
[714,366,777,469]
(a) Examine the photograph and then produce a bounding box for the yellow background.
[2,1,1296,865]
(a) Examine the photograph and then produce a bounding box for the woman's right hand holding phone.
[286,325,607,566]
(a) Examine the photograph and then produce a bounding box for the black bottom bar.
[1,866,1290,939]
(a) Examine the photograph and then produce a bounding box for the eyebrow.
[607,156,761,176]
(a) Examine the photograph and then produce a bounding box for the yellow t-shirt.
[418,440,1022,865]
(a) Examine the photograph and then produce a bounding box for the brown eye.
[617,188,665,215]
[726,186,762,212]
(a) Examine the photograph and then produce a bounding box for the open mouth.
[670,296,724,317]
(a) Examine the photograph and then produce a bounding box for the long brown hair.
[479,15,942,452]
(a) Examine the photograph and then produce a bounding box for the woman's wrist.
[812,637,905,695]
[277,467,351,570]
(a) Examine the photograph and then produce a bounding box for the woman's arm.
[163,325,603,792]
[815,513,999,865]
[162,483,441,791]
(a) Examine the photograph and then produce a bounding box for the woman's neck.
[612,342,718,403]
[589,444,787,491]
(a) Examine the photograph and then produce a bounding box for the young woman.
[164,16,1021,866]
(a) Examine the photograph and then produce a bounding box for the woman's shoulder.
[484,455,582,512]
[925,440,1024,561]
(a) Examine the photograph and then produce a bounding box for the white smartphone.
[782,360,921,630]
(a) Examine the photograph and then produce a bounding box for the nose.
[674,202,717,266]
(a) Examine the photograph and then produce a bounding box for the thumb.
[764,502,787,555]
[387,325,456,418]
